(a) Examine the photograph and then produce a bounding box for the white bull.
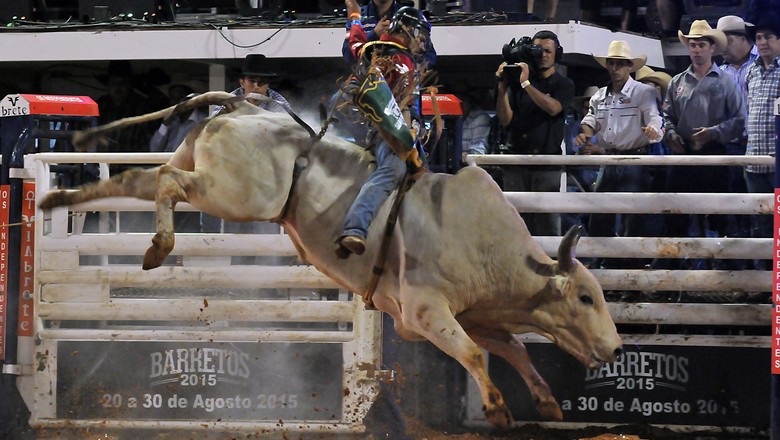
[40,92,623,428]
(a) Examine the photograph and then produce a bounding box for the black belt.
[605,146,646,155]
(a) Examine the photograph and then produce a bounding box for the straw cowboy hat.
[592,40,647,73]
[716,15,754,35]
[678,20,728,55]
[635,66,673,96]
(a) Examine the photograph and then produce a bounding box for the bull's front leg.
[143,165,189,270]
[467,328,562,421]
[39,167,160,209]
[399,294,513,428]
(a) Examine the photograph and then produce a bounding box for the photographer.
[495,30,574,237]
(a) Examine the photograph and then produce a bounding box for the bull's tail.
[72,91,241,151]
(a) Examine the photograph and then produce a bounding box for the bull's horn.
[557,225,583,273]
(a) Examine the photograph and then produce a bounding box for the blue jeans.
[342,140,406,240]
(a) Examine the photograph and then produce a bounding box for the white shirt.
[581,77,663,151]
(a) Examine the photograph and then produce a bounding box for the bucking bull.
[39,91,622,428]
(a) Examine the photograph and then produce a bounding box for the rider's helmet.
[389,6,431,49]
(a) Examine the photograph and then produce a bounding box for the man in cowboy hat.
[574,40,663,269]
[212,53,290,115]
[716,15,758,262]
[717,15,758,96]
[743,11,780,269]
[662,19,746,270]
[203,54,292,239]
[635,66,672,115]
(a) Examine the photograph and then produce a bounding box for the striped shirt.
[745,56,780,173]
[720,45,759,96]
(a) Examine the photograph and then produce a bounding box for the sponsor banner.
[775,189,780,374]
[0,185,9,360]
[56,341,343,421]
[17,182,34,337]
[0,94,99,118]
[492,343,769,429]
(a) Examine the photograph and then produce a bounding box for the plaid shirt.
[745,56,780,173]
[211,86,290,116]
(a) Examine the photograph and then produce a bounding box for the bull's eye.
[579,294,594,305]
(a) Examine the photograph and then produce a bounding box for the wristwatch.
[521,80,531,89]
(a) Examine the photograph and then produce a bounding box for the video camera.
[501,36,543,82]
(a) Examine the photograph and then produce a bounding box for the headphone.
[532,30,564,63]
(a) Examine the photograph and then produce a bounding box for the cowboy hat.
[575,86,600,102]
[747,11,780,41]
[164,72,207,97]
[678,20,728,55]
[716,15,754,35]
[592,40,647,73]
[241,54,277,77]
[635,66,672,96]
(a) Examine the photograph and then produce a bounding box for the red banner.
[0,185,9,360]
[773,189,780,374]
[17,182,35,337]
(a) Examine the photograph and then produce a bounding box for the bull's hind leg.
[467,328,562,421]
[143,165,194,270]
[398,293,513,428]
[39,167,161,209]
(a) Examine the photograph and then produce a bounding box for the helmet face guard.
[390,6,431,51]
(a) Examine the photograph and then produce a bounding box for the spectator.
[337,5,431,256]
[744,11,780,270]
[495,30,575,237]
[717,15,758,269]
[635,65,673,240]
[527,0,558,21]
[451,84,491,159]
[203,54,291,243]
[663,20,746,269]
[342,0,436,68]
[150,74,207,153]
[717,15,759,96]
[655,0,684,38]
[562,85,599,263]
[635,65,672,109]
[212,54,290,116]
[95,60,154,154]
[576,40,663,269]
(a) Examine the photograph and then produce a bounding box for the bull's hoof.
[483,404,513,429]
[39,191,71,209]
[535,399,563,421]
[142,233,172,270]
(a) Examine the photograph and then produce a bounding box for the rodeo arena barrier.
[1,94,779,437]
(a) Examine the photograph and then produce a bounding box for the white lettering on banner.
[149,347,250,381]
[33,95,83,103]
[584,351,689,387]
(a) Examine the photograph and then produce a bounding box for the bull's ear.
[557,225,583,274]
[548,274,570,297]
